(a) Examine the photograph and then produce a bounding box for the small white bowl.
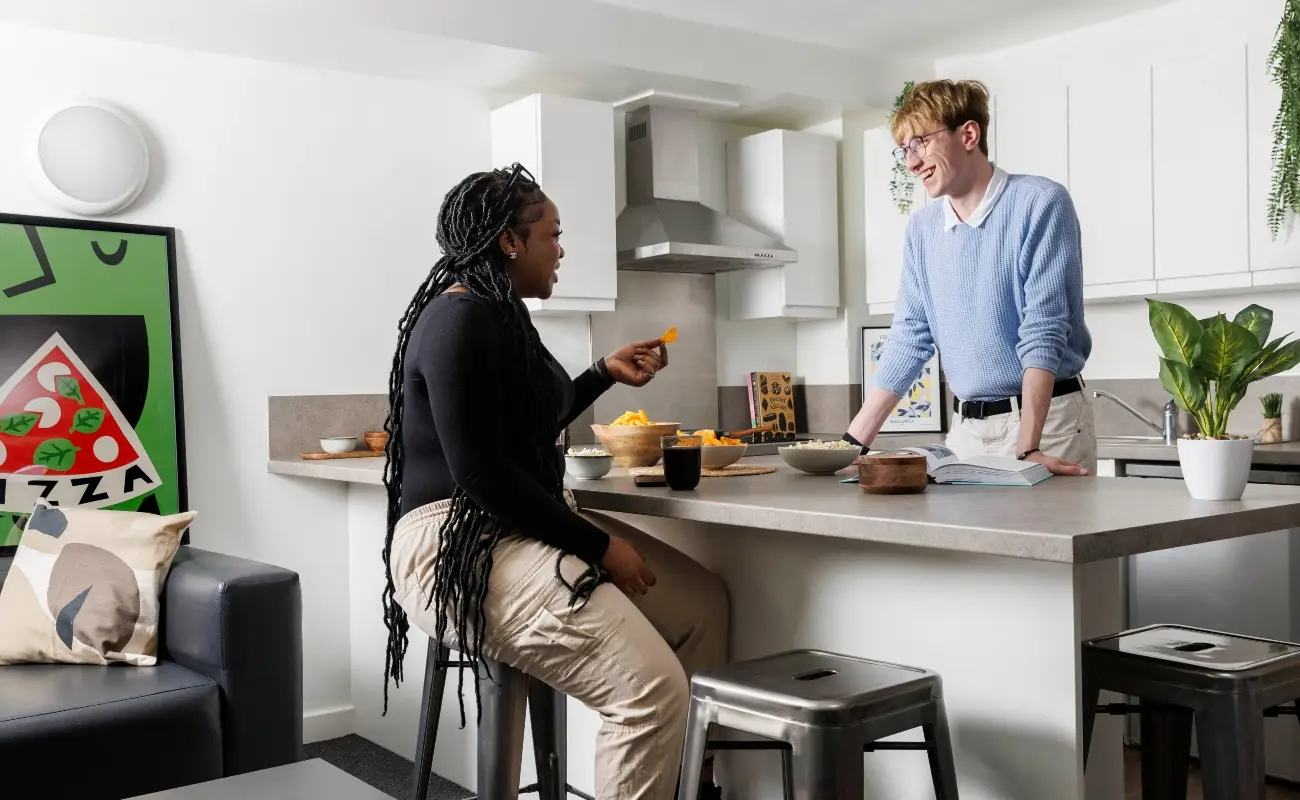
[565,454,613,480]
[701,443,747,469]
[777,445,860,475]
[320,436,358,454]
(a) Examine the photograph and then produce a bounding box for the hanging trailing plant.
[1268,0,1300,238]
[888,80,917,214]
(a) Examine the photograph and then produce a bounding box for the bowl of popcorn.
[679,429,747,469]
[777,439,861,475]
[564,446,614,480]
[591,411,681,468]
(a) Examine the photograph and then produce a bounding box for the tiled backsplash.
[718,376,1300,440]
[271,375,1300,456]
[268,394,389,459]
[590,272,718,434]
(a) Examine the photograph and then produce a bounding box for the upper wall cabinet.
[1068,66,1157,300]
[862,124,927,316]
[725,129,840,320]
[990,84,1069,187]
[1152,45,1250,292]
[491,94,617,314]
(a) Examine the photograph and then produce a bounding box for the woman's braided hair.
[380,164,566,724]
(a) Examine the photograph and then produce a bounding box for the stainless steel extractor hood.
[616,105,797,273]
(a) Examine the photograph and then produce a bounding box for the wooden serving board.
[629,464,777,478]
[301,451,385,460]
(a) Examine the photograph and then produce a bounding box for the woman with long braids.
[383,164,729,798]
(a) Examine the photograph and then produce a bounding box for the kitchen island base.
[611,512,1125,800]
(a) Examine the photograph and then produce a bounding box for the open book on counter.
[842,444,1052,487]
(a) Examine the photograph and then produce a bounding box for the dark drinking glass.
[660,435,702,490]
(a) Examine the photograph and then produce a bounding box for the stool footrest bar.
[517,784,593,799]
[1096,703,1143,715]
[705,738,934,753]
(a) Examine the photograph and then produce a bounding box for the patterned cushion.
[0,500,196,666]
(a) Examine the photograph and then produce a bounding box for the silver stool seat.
[1083,624,1300,800]
[679,649,959,798]
[410,641,590,800]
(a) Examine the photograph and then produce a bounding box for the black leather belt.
[955,376,1085,420]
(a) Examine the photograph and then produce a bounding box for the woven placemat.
[629,464,778,478]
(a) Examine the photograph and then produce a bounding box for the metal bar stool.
[1082,624,1300,800]
[410,640,592,800]
[679,649,960,798]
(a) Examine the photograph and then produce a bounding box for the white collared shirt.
[942,165,1009,231]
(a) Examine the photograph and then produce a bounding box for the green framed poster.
[0,214,186,552]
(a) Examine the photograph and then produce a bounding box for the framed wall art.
[0,214,186,552]
[861,326,944,433]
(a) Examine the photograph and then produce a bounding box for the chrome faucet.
[1093,391,1179,445]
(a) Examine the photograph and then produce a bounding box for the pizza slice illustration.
[0,333,160,513]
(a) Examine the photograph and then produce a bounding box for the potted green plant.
[888,81,917,214]
[1260,392,1285,443]
[1148,299,1300,499]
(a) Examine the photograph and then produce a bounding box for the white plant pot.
[1176,437,1256,500]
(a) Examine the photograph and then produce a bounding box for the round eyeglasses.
[892,126,953,163]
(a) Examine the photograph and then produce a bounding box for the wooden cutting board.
[629,464,777,478]
[301,451,384,460]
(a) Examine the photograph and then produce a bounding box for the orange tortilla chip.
[661,326,678,344]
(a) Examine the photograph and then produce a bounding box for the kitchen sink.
[1097,435,1171,447]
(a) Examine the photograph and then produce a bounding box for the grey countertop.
[267,453,1300,565]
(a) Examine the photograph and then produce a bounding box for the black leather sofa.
[0,546,304,799]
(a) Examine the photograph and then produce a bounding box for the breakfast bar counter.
[269,454,1300,799]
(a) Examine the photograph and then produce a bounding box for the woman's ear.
[498,228,518,258]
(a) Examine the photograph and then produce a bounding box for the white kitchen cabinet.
[724,129,840,320]
[862,124,921,316]
[491,94,617,314]
[1152,44,1249,289]
[990,82,1069,187]
[1068,67,1157,301]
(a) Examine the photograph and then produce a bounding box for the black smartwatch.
[841,432,870,455]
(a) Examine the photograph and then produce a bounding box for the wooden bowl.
[363,431,389,452]
[858,452,928,494]
[590,422,681,468]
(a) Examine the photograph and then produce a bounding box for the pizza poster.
[0,214,186,551]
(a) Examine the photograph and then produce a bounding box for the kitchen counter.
[271,446,1300,798]
[267,454,1300,564]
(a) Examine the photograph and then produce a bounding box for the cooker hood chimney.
[615,105,796,273]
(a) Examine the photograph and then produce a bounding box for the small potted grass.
[1260,392,1285,444]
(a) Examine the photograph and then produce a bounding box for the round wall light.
[28,100,150,216]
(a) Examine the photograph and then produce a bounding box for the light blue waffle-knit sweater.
[874,173,1092,403]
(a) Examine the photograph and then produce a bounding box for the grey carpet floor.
[305,734,473,800]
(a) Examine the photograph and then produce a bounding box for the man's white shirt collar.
[943,165,1008,231]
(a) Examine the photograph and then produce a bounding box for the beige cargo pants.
[945,389,1098,474]
[390,495,729,799]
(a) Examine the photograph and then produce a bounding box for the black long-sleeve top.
[398,292,613,564]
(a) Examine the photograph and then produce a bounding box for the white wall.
[0,21,492,730]
[937,0,1300,379]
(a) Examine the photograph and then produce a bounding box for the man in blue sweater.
[844,79,1096,475]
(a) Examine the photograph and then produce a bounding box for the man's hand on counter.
[1024,449,1089,477]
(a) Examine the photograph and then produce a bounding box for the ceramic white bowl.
[320,436,358,454]
[565,454,614,480]
[777,445,860,475]
[701,444,747,469]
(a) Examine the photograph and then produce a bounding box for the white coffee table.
[128,759,391,799]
